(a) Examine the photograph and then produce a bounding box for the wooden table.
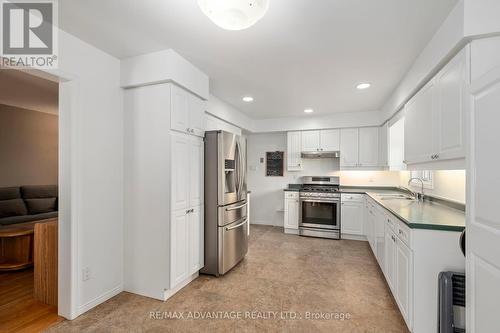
[0,224,35,271]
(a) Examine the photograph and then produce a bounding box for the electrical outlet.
[82,267,91,281]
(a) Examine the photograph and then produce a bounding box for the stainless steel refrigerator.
[202,130,248,276]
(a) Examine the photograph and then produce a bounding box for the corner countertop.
[284,185,465,232]
[340,186,465,232]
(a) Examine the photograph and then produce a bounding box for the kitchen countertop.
[341,186,465,232]
[284,185,465,232]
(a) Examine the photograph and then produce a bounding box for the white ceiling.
[59,0,457,119]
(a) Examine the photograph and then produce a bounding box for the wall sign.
[266,151,284,177]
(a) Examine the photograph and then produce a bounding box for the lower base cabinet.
[170,205,204,289]
[341,195,364,236]
[284,192,299,233]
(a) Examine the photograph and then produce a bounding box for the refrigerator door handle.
[225,202,248,211]
[225,219,248,231]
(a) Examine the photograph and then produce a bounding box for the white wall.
[247,133,401,226]
[207,94,254,131]
[55,30,123,318]
[401,170,466,204]
[253,110,383,133]
[380,1,466,121]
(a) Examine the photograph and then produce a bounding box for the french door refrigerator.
[202,130,248,276]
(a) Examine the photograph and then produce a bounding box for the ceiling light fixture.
[198,0,270,31]
[356,83,371,90]
[242,96,254,102]
[304,109,314,114]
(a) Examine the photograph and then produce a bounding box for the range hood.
[301,151,340,159]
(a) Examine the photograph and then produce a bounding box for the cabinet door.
[320,129,340,151]
[404,79,436,164]
[435,48,466,161]
[171,85,189,134]
[340,201,363,235]
[284,198,299,229]
[171,133,190,211]
[340,128,359,167]
[189,137,204,208]
[188,94,206,137]
[170,209,189,288]
[396,239,413,327]
[359,127,379,167]
[301,131,320,152]
[375,210,385,269]
[384,228,396,292]
[189,205,204,273]
[378,123,388,168]
[287,132,303,171]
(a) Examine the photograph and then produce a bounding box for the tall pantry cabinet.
[124,82,205,301]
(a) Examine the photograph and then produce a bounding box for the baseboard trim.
[284,228,299,235]
[77,284,123,316]
[341,234,367,241]
[164,272,199,301]
[250,220,280,226]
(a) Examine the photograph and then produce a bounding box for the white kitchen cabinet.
[340,127,379,168]
[374,207,386,268]
[170,209,190,287]
[171,84,206,137]
[284,191,299,232]
[287,131,303,171]
[379,123,389,169]
[435,47,467,161]
[301,131,320,152]
[404,47,468,167]
[404,79,436,164]
[396,238,413,328]
[189,205,204,273]
[359,127,379,167]
[320,129,340,151]
[188,93,206,137]
[189,137,204,208]
[384,227,397,292]
[301,129,340,152]
[171,133,204,290]
[340,128,359,167]
[171,133,190,211]
[341,195,364,236]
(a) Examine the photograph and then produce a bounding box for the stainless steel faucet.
[408,177,425,202]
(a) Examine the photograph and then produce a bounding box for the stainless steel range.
[299,176,341,239]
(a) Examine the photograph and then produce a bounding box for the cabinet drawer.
[385,214,397,232]
[341,193,364,202]
[397,221,411,246]
[284,191,299,199]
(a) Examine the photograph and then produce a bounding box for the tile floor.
[48,225,409,332]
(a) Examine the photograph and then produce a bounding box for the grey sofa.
[0,185,58,226]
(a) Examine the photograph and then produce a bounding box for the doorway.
[0,69,63,331]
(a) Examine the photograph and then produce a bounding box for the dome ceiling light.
[198,0,270,31]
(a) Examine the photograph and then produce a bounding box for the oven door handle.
[299,199,340,203]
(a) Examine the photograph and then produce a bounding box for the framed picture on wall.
[266,151,284,177]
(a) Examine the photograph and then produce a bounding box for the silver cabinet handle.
[225,219,248,231]
[186,208,194,214]
[226,202,248,211]
[435,154,439,159]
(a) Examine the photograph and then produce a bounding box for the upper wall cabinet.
[340,127,379,168]
[404,47,468,167]
[301,129,340,152]
[287,131,303,171]
[359,127,380,167]
[171,85,206,137]
[379,123,389,169]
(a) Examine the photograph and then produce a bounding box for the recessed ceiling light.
[356,83,371,90]
[304,109,314,113]
[242,96,254,102]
